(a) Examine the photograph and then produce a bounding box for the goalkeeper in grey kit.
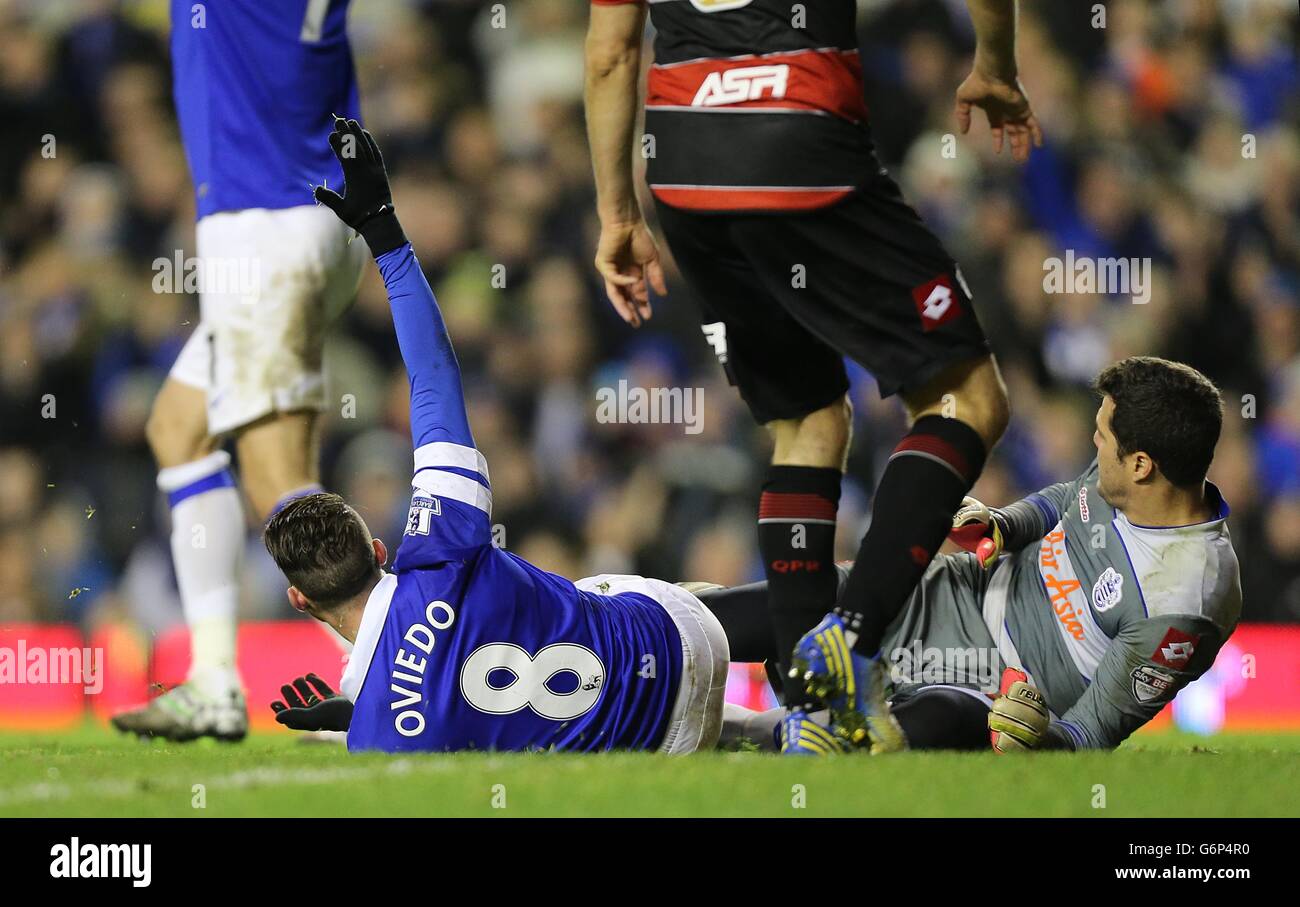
[775,355,1241,753]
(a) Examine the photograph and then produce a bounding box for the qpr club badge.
[1092,566,1124,613]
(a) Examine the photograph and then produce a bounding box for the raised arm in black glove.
[313,115,407,257]
[269,673,354,732]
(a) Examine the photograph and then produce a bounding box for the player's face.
[1094,396,1125,505]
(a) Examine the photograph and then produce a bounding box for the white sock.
[720,704,785,751]
[158,451,245,695]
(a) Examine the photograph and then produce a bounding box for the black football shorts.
[654,166,990,424]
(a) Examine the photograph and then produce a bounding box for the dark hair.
[263,492,380,607]
[1093,357,1223,488]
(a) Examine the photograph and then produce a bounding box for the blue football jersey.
[337,244,684,753]
[170,0,360,217]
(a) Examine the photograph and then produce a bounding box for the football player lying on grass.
[268,120,1240,755]
[264,117,763,754]
[778,354,1242,753]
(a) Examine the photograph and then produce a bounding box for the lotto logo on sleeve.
[1151,627,1200,669]
[912,275,962,332]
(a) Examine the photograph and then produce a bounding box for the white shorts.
[573,574,730,754]
[168,205,367,436]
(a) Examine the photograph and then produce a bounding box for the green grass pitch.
[2,727,1297,817]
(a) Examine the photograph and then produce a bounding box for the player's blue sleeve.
[375,243,492,566]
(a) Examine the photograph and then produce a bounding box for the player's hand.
[314,116,406,256]
[269,673,354,732]
[989,677,1049,753]
[594,219,668,328]
[954,68,1043,163]
[947,496,1004,569]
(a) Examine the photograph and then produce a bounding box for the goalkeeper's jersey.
[985,462,1242,748]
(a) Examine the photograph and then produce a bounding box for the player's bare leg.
[763,400,849,663]
[236,410,353,667]
[768,396,852,471]
[238,409,353,746]
[146,377,219,480]
[793,354,1009,751]
[903,355,1010,449]
[235,409,324,521]
[114,402,339,742]
[113,378,249,742]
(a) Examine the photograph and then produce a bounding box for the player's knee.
[978,376,1011,444]
[236,419,319,519]
[145,392,211,468]
[143,402,171,458]
[942,383,1008,450]
[242,483,282,523]
[768,395,851,467]
[908,357,1009,448]
[802,395,852,448]
[238,459,295,519]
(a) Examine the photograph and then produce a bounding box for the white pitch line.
[0,757,459,808]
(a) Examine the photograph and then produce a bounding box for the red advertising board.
[2,622,1298,734]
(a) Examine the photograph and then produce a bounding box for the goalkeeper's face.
[1094,395,1146,506]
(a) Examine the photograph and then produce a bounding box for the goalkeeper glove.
[988,669,1049,753]
[313,116,407,257]
[269,673,354,732]
[948,496,1006,569]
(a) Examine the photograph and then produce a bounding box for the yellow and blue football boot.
[790,613,907,754]
[779,709,849,755]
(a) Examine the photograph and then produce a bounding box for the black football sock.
[838,415,987,657]
[756,465,842,708]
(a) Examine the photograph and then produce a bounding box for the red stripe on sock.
[892,434,971,482]
[758,492,837,522]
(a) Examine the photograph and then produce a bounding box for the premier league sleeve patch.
[1131,664,1176,704]
[405,496,442,536]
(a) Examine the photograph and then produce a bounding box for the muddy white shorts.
[168,204,367,436]
[573,574,730,754]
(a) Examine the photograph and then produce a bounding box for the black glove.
[269,673,354,732]
[313,116,407,257]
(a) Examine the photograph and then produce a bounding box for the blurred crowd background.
[0,0,1297,644]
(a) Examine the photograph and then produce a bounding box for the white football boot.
[112,676,247,742]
